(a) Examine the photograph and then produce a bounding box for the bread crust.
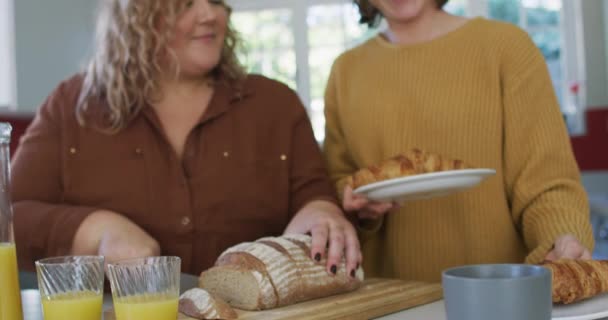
[179,288,238,319]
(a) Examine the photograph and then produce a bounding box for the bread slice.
[199,265,270,311]
[263,236,362,303]
[257,238,306,302]
[347,148,472,189]
[216,239,299,307]
[179,288,238,319]
[214,243,278,309]
[283,234,364,289]
[200,234,364,310]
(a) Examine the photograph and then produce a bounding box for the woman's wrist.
[71,210,122,255]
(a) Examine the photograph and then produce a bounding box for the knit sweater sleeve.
[500,27,594,264]
[323,55,385,237]
[323,56,359,198]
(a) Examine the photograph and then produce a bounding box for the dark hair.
[355,0,449,27]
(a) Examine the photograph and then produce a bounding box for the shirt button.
[280,154,287,161]
[69,147,77,155]
[134,148,143,155]
[181,216,191,226]
[223,151,230,158]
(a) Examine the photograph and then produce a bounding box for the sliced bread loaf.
[200,234,364,310]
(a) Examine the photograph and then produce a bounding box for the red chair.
[0,112,34,157]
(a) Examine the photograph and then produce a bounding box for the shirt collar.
[140,76,254,129]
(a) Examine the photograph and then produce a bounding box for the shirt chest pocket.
[62,146,150,214]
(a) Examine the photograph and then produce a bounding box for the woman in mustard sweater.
[323,0,594,282]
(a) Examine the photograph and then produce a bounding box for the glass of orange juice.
[107,256,181,320]
[35,256,104,320]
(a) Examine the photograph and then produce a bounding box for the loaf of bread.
[542,259,608,304]
[347,148,472,189]
[199,234,364,311]
[179,288,238,319]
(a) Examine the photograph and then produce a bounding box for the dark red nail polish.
[314,253,321,262]
[350,269,356,278]
[331,265,337,275]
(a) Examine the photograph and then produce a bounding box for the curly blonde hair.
[77,0,245,133]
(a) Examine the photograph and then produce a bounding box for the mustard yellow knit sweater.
[323,18,593,282]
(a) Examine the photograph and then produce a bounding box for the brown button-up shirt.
[12,74,337,274]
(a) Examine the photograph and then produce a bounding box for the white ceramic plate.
[552,294,608,320]
[353,169,496,202]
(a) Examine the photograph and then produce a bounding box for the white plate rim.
[353,168,497,194]
[552,293,608,320]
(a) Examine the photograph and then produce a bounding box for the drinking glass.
[35,256,105,320]
[107,256,181,320]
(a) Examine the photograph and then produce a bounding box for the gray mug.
[442,264,552,320]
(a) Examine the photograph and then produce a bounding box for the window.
[232,9,297,89]
[0,0,16,108]
[306,3,377,139]
[488,0,564,103]
[229,0,376,141]
[228,0,581,140]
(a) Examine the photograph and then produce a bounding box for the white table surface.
[375,300,445,319]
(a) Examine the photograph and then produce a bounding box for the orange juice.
[0,243,23,320]
[114,294,178,320]
[41,291,102,320]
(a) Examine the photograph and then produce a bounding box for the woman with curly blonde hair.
[12,0,360,276]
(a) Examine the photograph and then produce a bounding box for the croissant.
[542,260,608,304]
[347,148,472,189]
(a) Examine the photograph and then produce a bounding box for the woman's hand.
[544,234,592,261]
[343,186,398,220]
[284,200,361,277]
[72,210,160,264]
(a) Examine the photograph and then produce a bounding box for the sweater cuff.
[523,210,594,264]
[335,177,350,201]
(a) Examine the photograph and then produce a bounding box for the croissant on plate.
[542,259,608,304]
[346,148,473,189]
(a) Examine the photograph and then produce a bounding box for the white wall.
[605,0,608,90]
[14,0,97,111]
[0,0,16,108]
[582,0,608,109]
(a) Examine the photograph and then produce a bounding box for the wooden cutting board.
[104,278,442,320]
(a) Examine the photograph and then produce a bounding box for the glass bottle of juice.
[0,122,23,320]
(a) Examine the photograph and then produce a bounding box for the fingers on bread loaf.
[199,234,364,310]
[348,148,472,189]
[179,288,238,319]
[542,260,608,304]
